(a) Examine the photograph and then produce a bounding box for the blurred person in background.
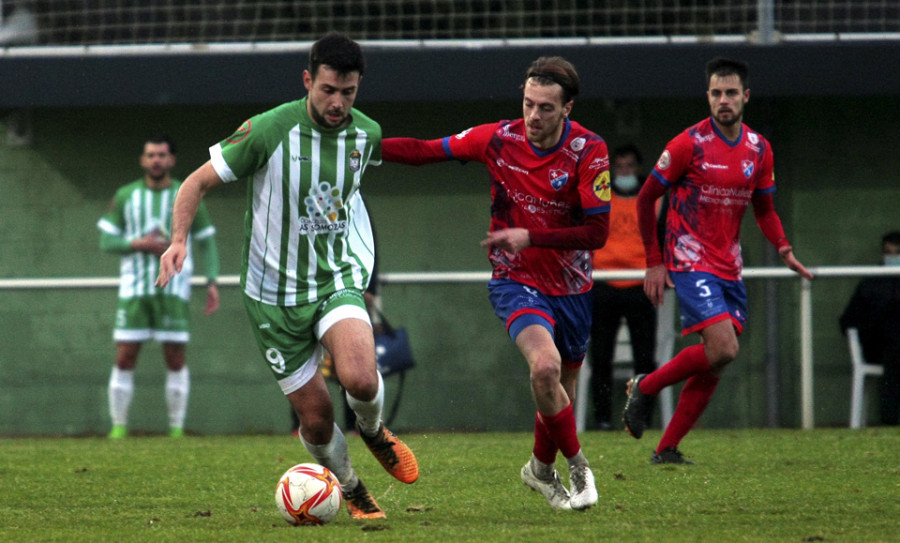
[98,135,220,439]
[589,144,659,431]
[840,231,900,426]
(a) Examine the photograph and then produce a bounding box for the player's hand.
[480,228,531,253]
[204,283,220,315]
[133,232,170,256]
[779,248,813,280]
[156,242,187,287]
[644,265,672,307]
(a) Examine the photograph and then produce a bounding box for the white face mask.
[613,174,639,192]
[884,254,900,267]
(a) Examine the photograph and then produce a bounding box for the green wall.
[1,96,898,436]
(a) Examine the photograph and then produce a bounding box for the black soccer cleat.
[650,447,695,465]
[623,374,655,439]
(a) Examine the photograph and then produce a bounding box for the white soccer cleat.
[568,465,598,511]
[521,462,572,510]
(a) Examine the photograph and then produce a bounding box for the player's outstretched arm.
[382,137,449,165]
[157,161,223,287]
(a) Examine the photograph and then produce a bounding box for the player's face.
[707,74,749,127]
[522,79,572,149]
[140,142,175,183]
[304,66,361,130]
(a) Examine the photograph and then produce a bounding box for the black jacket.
[839,276,900,363]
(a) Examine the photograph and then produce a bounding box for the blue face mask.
[884,254,900,267]
[613,174,639,193]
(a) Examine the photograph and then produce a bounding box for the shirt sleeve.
[639,134,691,266]
[382,123,496,165]
[529,212,609,250]
[381,137,451,165]
[97,190,130,252]
[211,116,270,182]
[442,123,495,162]
[649,133,692,187]
[578,138,611,215]
[754,139,776,194]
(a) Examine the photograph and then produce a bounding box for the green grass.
[1,428,898,542]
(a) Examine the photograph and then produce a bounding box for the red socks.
[640,344,711,396]
[656,371,720,453]
[532,411,559,464]
[533,403,581,462]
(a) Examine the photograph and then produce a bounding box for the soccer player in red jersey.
[382,56,610,510]
[623,57,813,464]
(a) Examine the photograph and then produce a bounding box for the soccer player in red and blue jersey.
[623,57,813,464]
[382,56,610,510]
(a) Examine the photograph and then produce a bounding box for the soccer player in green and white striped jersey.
[156,33,418,520]
[98,135,220,439]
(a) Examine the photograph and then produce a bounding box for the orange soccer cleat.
[343,479,386,519]
[358,422,420,484]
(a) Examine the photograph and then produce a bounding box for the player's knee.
[299,411,335,444]
[336,360,378,401]
[708,341,739,369]
[116,354,138,369]
[529,357,562,392]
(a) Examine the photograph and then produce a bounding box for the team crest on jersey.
[657,150,671,170]
[570,137,586,152]
[741,160,754,178]
[349,149,362,172]
[592,170,611,202]
[226,120,251,144]
[549,169,570,190]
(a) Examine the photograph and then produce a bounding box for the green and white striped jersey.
[98,179,216,301]
[210,98,381,307]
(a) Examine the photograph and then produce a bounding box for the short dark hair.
[705,57,749,90]
[525,56,580,104]
[882,231,900,248]
[309,32,365,79]
[613,143,643,165]
[145,135,176,155]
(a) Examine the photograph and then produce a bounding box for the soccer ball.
[275,463,343,525]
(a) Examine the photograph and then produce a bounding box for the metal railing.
[2,265,897,429]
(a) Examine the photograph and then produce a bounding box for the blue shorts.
[487,279,592,366]
[670,271,747,336]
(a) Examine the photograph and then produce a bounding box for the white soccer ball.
[275,463,343,525]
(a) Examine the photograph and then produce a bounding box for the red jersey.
[652,117,775,280]
[384,119,610,295]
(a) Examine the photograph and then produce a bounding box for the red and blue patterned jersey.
[651,117,775,280]
[444,118,611,295]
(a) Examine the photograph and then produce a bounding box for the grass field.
[1,428,898,542]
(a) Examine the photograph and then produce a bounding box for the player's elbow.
[590,229,608,250]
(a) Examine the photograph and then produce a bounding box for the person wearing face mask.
[588,144,661,431]
[840,231,900,426]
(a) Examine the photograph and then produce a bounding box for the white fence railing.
[2,265,898,429]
